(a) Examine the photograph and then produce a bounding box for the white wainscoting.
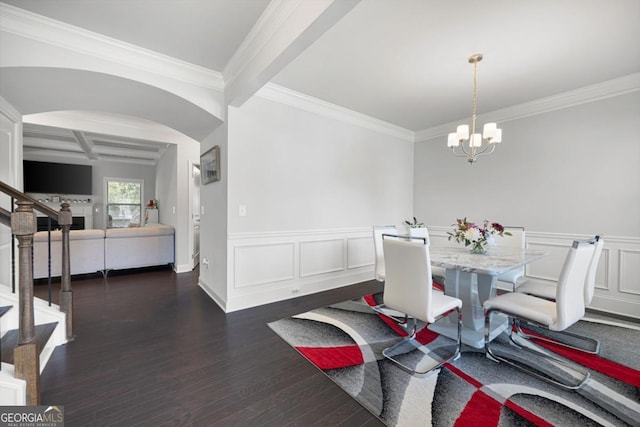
[428,226,640,319]
[218,226,640,318]
[223,228,375,312]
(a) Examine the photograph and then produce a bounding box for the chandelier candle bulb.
[483,123,497,138]
[493,129,502,143]
[456,124,469,140]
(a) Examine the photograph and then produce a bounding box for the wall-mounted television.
[24,160,93,195]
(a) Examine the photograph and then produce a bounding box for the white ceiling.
[273,0,640,130]
[1,0,270,71]
[3,0,639,161]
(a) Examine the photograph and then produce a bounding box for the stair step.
[1,322,58,365]
[0,306,12,318]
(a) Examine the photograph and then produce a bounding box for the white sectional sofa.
[105,224,175,272]
[33,229,105,279]
[33,224,175,279]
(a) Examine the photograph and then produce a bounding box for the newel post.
[58,202,75,341]
[11,199,40,405]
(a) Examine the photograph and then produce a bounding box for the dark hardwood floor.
[33,268,386,427]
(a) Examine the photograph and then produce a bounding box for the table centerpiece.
[448,218,511,254]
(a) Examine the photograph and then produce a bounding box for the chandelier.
[447,54,502,163]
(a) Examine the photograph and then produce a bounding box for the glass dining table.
[428,246,546,348]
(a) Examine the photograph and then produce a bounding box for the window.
[105,178,143,228]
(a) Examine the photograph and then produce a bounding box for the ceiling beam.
[71,130,98,160]
[23,137,83,153]
[97,155,156,166]
[224,0,361,107]
[92,146,160,160]
[22,148,90,161]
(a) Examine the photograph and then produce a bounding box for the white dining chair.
[407,226,447,282]
[515,235,603,354]
[374,224,446,284]
[381,235,462,376]
[495,226,525,291]
[371,225,415,328]
[373,225,397,282]
[483,238,596,390]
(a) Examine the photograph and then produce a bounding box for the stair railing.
[0,180,75,405]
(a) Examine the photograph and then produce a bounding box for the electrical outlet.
[172,206,176,214]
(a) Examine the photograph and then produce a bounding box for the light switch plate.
[239,205,247,217]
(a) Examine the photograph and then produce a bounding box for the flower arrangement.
[448,218,511,254]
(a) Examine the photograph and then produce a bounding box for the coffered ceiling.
[2,0,639,162]
[22,122,170,166]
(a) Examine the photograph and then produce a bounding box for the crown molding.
[415,73,640,142]
[0,2,224,91]
[256,83,415,141]
[257,73,639,144]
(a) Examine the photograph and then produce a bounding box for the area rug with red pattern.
[268,293,640,426]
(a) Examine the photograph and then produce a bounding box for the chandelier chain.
[471,59,478,136]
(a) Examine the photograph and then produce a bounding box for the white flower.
[464,227,480,242]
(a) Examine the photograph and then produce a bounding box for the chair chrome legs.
[484,309,590,390]
[514,320,601,355]
[371,304,414,334]
[382,307,462,376]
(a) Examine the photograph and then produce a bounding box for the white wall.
[414,91,640,318]
[175,139,200,272]
[0,96,22,291]
[155,140,200,273]
[201,95,414,311]
[414,92,640,235]
[198,122,229,307]
[227,96,414,232]
[156,144,177,230]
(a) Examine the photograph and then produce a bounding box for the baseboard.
[174,263,192,274]
[587,294,640,320]
[225,270,373,313]
[198,278,227,312]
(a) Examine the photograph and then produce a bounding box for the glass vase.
[470,241,487,254]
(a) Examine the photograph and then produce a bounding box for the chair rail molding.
[427,226,640,320]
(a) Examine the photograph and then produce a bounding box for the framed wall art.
[201,145,220,184]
